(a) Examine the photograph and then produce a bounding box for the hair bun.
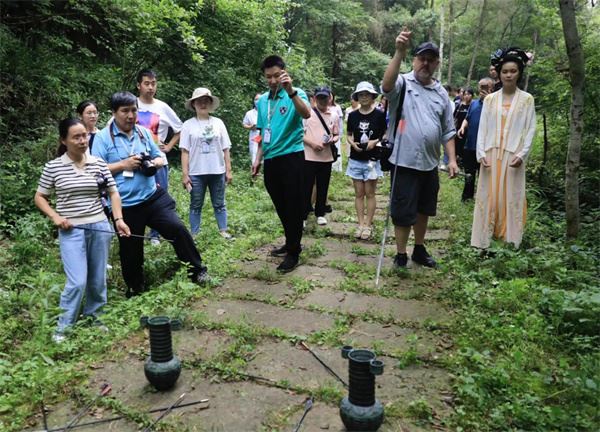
[490,47,529,68]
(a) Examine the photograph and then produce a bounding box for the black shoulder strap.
[312,107,331,135]
[389,80,407,141]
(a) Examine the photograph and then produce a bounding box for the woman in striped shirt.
[34,118,130,343]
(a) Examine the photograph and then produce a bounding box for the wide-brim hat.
[351,81,378,101]
[185,87,221,112]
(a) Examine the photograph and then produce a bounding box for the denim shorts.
[346,158,383,181]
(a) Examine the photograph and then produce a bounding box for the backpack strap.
[388,79,407,142]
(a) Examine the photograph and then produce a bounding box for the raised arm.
[382,30,412,93]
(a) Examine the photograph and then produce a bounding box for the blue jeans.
[189,173,227,234]
[150,165,169,239]
[57,220,113,333]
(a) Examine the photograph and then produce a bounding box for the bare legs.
[353,179,378,229]
[394,213,429,253]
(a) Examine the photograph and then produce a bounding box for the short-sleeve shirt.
[91,122,162,207]
[465,98,483,151]
[383,71,456,171]
[137,98,183,165]
[303,107,339,162]
[180,116,231,175]
[256,88,309,160]
[347,108,387,161]
[242,108,260,146]
[37,154,116,225]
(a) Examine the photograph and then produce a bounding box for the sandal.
[354,225,364,239]
[360,226,372,240]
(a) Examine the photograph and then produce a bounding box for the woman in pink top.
[302,86,339,226]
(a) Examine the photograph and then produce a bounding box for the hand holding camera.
[122,154,142,172]
[139,152,157,177]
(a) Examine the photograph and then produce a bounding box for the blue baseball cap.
[314,86,332,98]
[413,42,440,57]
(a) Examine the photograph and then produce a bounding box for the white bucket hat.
[351,81,379,101]
[185,87,221,112]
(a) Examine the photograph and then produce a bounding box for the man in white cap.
[382,32,458,269]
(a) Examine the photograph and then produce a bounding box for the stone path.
[29,181,455,431]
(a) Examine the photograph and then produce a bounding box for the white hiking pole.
[375,118,405,288]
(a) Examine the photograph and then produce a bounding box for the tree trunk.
[331,22,340,79]
[446,0,454,84]
[559,0,585,240]
[438,2,445,81]
[523,30,537,92]
[466,0,488,85]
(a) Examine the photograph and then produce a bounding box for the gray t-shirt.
[383,71,455,171]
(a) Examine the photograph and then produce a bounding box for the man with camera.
[251,55,311,273]
[92,91,208,297]
[382,31,458,269]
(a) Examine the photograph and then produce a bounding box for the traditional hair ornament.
[490,47,529,68]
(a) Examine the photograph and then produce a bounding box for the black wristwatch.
[288,90,298,99]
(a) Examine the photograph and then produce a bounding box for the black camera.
[139,152,157,177]
[95,172,109,192]
[95,172,112,219]
[358,141,369,151]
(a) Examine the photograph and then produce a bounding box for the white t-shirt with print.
[180,116,231,175]
[137,98,183,166]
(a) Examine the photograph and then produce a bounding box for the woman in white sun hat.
[346,81,387,240]
[180,88,233,239]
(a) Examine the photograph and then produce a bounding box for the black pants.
[119,187,204,291]
[462,149,479,201]
[303,160,332,219]
[264,151,305,256]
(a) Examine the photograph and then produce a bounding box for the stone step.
[193,299,336,336]
[296,288,450,324]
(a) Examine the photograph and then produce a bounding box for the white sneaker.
[150,238,160,246]
[52,333,66,343]
[219,231,233,240]
[317,216,327,225]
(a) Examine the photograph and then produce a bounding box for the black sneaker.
[393,253,408,268]
[324,204,333,213]
[277,254,299,273]
[125,286,145,299]
[411,245,437,268]
[270,245,287,257]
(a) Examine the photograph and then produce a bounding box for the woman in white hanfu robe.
[471,48,536,249]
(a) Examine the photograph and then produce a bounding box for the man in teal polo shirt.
[252,55,311,272]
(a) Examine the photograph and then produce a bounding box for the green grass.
[0,167,598,431]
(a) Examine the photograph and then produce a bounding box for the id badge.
[263,128,271,144]
[123,170,134,178]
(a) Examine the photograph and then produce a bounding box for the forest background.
[0,0,598,230]
[0,0,598,431]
